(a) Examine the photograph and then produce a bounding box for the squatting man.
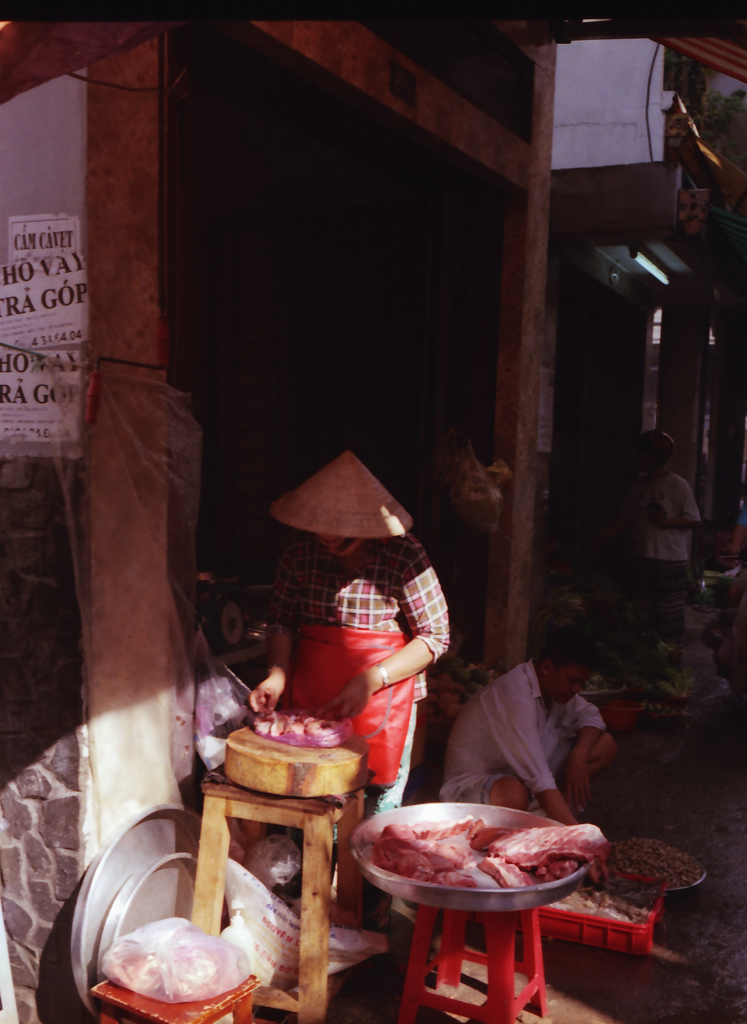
[440,625,616,826]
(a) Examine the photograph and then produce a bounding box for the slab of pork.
[477,823,610,888]
[370,821,478,887]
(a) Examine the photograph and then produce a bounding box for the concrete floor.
[324,606,747,1024]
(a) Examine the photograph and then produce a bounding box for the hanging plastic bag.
[101,918,252,1003]
[194,627,250,769]
[435,429,503,533]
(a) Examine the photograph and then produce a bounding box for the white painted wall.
[0,74,86,265]
[552,39,670,169]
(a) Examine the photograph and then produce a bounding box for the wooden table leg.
[298,812,334,1024]
[192,796,231,935]
[335,792,363,926]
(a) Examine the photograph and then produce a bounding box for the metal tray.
[70,805,201,1014]
[349,802,588,912]
[665,867,707,893]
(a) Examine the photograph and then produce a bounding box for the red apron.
[288,624,415,786]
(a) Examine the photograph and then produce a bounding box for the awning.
[655,32,747,86]
[672,132,747,216]
[0,22,184,107]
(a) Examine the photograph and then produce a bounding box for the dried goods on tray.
[547,876,663,924]
[608,837,703,888]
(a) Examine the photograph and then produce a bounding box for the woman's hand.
[249,669,286,714]
[322,669,382,718]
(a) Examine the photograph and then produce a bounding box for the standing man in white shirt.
[592,430,701,648]
[440,626,616,827]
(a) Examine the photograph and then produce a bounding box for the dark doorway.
[551,261,648,581]
[169,25,504,659]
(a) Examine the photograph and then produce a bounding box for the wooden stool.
[192,781,364,1024]
[91,976,259,1024]
[398,905,547,1024]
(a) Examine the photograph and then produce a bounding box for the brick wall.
[0,457,86,1024]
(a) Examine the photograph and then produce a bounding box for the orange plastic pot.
[600,700,644,731]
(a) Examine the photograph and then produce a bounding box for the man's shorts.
[448,737,574,811]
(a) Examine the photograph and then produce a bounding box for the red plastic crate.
[537,877,665,956]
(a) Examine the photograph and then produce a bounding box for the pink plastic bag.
[248,708,353,747]
[101,918,252,1003]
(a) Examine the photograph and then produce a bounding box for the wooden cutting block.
[225,728,369,797]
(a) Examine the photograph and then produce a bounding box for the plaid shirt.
[266,531,450,700]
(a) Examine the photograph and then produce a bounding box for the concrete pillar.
[657,305,709,492]
[528,250,559,620]
[484,44,557,671]
[86,38,183,846]
[711,308,747,525]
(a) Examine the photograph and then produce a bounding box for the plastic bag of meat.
[101,918,252,1003]
[247,707,353,747]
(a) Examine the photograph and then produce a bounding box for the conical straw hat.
[270,451,413,537]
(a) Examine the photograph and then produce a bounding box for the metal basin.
[349,802,588,912]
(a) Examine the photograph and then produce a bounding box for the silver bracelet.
[376,662,390,687]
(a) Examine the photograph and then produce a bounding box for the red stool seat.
[398,906,547,1024]
[91,976,259,1024]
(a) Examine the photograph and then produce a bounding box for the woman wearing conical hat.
[249,450,450,810]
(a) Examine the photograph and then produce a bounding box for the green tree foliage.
[664,48,746,160]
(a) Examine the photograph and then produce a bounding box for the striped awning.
[656,33,747,85]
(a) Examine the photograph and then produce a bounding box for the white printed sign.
[0,214,86,456]
[9,213,80,266]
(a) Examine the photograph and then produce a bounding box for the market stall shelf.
[192,779,363,1024]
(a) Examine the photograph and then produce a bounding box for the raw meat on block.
[251,708,352,747]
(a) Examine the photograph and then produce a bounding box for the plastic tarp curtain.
[56,368,202,846]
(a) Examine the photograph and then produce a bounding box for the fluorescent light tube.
[631,250,669,285]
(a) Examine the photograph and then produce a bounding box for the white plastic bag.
[244,834,301,890]
[224,859,387,989]
[101,917,252,1003]
[194,627,250,769]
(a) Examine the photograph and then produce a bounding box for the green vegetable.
[470,668,490,686]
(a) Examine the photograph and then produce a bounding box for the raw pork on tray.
[471,823,610,887]
[369,816,610,890]
[370,816,486,888]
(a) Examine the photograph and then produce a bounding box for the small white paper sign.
[0,214,86,456]
[9,213,79,266]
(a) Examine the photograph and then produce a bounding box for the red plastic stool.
[398,905,547,1024]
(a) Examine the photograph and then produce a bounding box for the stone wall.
[0,457,86,1024]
